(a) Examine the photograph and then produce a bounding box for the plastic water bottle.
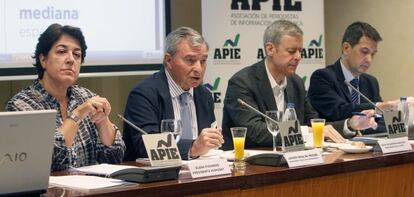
[398,96,410,127]
[284,103,297,121]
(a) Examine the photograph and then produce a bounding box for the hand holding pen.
[349,110,378,131]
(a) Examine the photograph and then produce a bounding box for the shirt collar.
[32,79,77,110]
[265,60,287,91]
[33,79,58,104]
[165,68,194,98]
[340,59,359,82]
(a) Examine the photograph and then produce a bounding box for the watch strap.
[67,111,82,125]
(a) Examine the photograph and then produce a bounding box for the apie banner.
[202,0,325,125]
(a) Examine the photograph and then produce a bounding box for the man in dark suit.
[123,27,223,160]
[308,22,397,134]
[222,20,377,150]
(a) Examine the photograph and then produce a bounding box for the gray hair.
[263,20,303,47]
[164,26,209,56]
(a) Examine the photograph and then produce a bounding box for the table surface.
[47,147,414,197]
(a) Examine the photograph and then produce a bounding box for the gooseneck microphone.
[117,114,148,135]
[237,98,279,124]
[344,80,384,113]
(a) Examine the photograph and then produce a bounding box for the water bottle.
[398,96,410,129]
[284,103,297,121]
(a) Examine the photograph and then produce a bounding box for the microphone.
[344,80,384,113]
[117,114,148,135]
[237,98,279,124]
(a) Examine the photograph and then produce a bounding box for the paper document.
[49,175,135,192]
[72,163,140,176]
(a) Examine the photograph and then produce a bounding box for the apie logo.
[204,77,222,103]
[300,34,324,65]
[214,34,241,60]
[223,34,240,47]
[308,34,323,47]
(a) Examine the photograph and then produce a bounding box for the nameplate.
[378,137,412,154]
[284,149,323,168]
[279,120,306,152]
[187,159,231,179]
[383,110,408,138]
[142,133,182,167]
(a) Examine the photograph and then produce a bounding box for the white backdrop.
[202,0,325,126]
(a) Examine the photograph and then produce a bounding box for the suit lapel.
[358,75,370,103]
[333,60,352,102]
[159,69,175,119]
[256,60,277,111]
[193,87,203,133]
[285,77,295,107]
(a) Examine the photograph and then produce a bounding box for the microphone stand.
[344,80,384,114]
[237,98,280,125]
[117,114,148,135]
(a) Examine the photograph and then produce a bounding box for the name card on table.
[279,120,306,152]
[383,110,408,138]
[142,133,182,167]
[283,149,323,168]
[187,159,231,179]
[378,137,412,154]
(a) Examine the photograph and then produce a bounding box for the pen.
[352,112,367,116]
[351,112,382,118]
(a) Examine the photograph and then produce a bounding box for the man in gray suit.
[222,20,377,150]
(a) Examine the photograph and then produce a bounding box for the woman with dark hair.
[6,23,125,171]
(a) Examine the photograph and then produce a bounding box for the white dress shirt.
[165,69,198,140]
[265,60,287,112]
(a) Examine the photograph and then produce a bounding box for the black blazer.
[123,68,215,160]
[308,59,382,122]
[222,60,326,150]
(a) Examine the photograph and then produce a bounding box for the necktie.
[350,78,359,104]
[179,92,193,140]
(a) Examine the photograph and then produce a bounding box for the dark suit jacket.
[222,60,346,150]
[308,59,382,122]
[123,69,215,161]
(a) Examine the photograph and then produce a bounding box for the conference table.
[47,146,414,197]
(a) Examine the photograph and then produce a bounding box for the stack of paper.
[72,163,140,176]
[49,175,135,192]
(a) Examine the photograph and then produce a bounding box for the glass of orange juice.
[231,127,247,171]
[311,119,325,149]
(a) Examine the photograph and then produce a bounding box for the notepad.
[72,163,141,176]
[49,175,134,192]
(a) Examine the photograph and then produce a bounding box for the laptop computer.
[0,110,56,196]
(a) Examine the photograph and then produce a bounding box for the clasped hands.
[72,96,111,124]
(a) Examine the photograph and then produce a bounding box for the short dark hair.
[33,23,87,79]
[341,21,382,47]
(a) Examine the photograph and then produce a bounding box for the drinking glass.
[231,127,247,172]
[160,119,182,143]
[311,119,325,148]
[265,111,283,152]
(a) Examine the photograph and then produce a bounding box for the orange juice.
[233,137,245,161]
[312,122,324,148]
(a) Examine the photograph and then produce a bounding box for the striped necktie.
[350,78,359,104]
[179,92,193,140]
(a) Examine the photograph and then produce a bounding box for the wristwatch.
[67,111,82,125]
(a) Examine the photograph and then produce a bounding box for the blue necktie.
[179,92,193,140]
[350,78,359,104]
